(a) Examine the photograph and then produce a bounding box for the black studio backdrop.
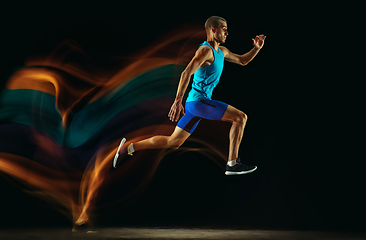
[0,2,363,231]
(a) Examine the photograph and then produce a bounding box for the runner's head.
[205,16,228,44]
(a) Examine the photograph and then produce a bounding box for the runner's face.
[213,21,228,44]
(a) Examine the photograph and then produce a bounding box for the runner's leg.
[185,100,247,162]
[133,126,190,151]
[114,103,200,169]
[221,105,247,161]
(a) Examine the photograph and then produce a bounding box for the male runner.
[113,16,266,175]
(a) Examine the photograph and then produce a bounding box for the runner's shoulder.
[196,45,213,58]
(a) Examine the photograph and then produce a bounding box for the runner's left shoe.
[225,158,257,175]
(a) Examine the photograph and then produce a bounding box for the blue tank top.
[186,41,225,102]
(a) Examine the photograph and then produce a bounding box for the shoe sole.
[113,138,126,168]
[225,166,257,176]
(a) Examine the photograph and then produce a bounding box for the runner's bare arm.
[168,46,212,122]
[220,35,266,66]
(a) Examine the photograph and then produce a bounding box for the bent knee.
[167,137,185,149]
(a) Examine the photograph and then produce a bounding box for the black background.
[0,1,363,232]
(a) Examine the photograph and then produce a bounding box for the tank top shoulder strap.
[199,41,217,54]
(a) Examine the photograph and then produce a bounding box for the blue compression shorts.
[177,99,229,134]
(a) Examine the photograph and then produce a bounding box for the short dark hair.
[205,16,226,30]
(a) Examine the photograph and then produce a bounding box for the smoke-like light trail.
[0,26,228,225]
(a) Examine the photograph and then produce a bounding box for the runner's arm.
[168,46,211,122]
[220,35,266,66]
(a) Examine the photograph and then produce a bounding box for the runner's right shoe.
[113,138,132,168]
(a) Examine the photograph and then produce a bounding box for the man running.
[113,16,266,175]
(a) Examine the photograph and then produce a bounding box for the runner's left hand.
[168,100,185,122]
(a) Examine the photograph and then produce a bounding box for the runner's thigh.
[188,100,228,121]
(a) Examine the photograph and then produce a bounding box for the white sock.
[127,143,135,155]
[227,158,238,167]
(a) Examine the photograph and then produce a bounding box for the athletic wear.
[178,41,227,134]
[177,99,228,134]
[227,158,239,167]
[225,158,257,175]
[113,138,132,168]
[127,143,135,155]
[186,41,225,102]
